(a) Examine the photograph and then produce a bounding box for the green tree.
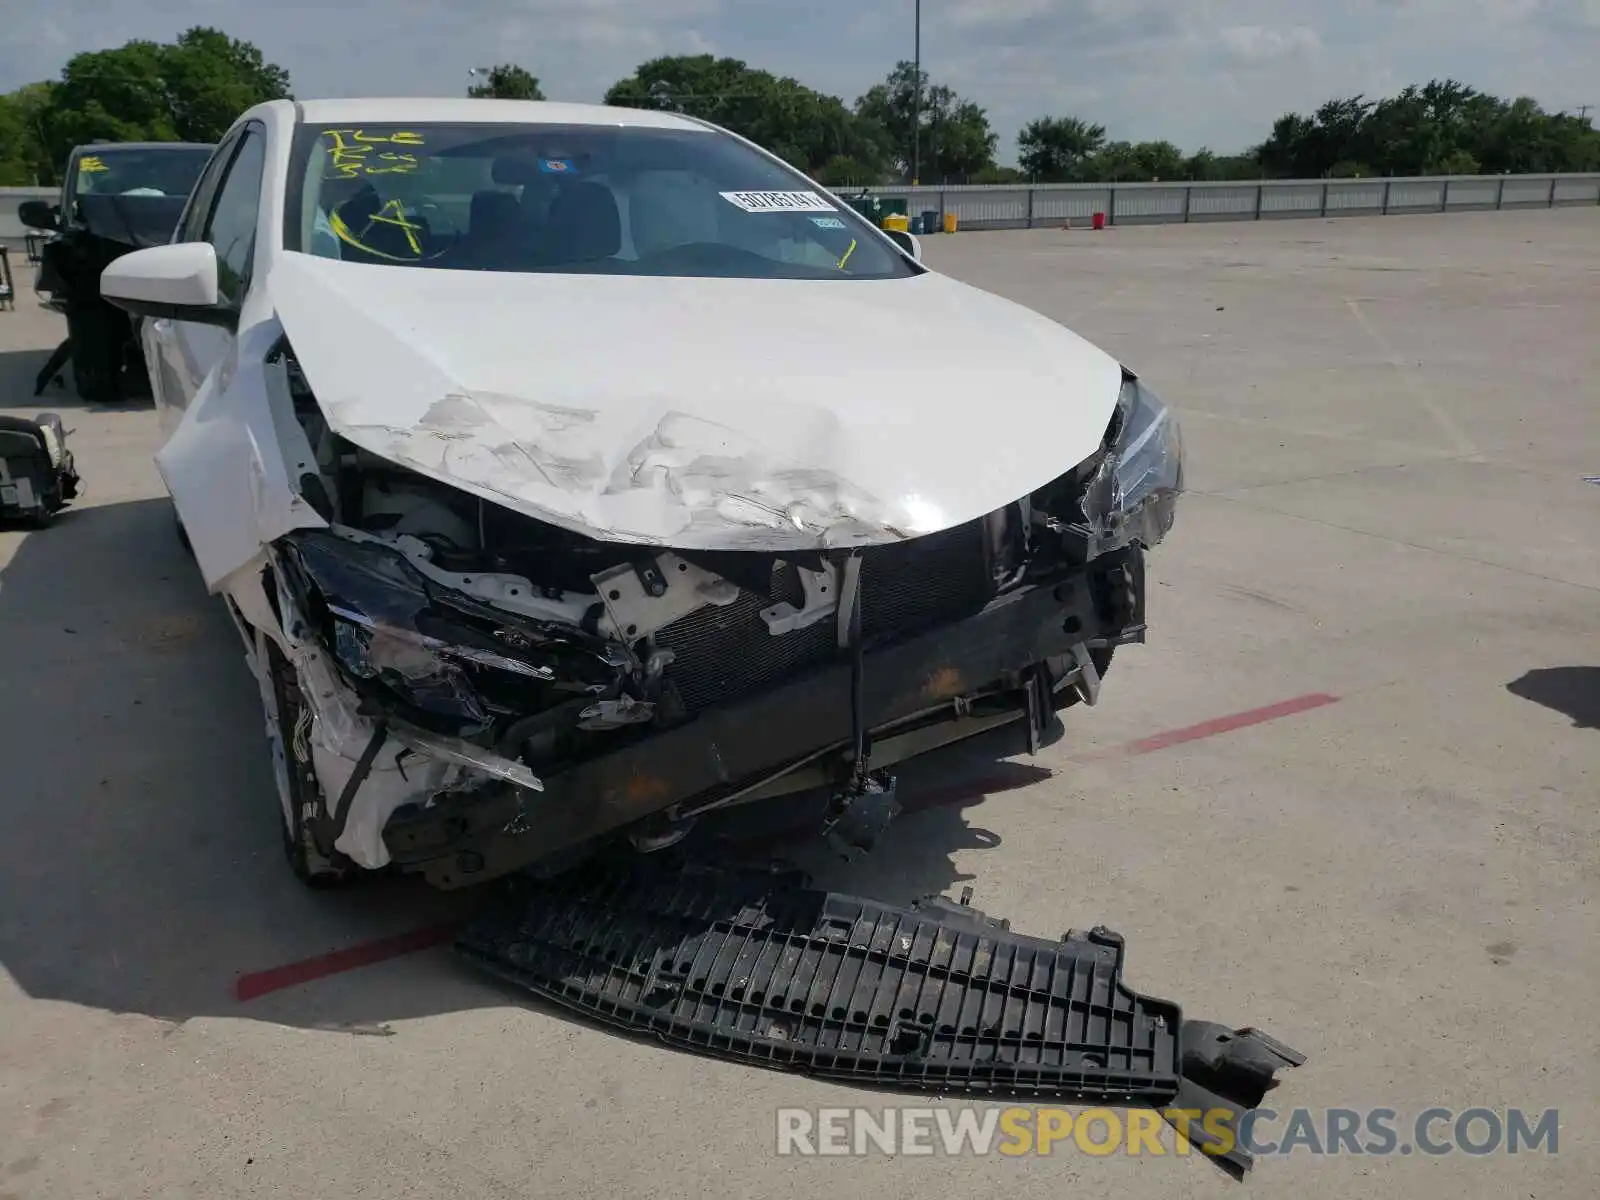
[162,26,292,141]
[468,64,545,100]
[45,40,181,157]
[1084,141,1136,181]
[0,93,35,184]
[971,164,1025,184]
[812,154,877,187]
[1078,140,1183,182]
[1017,115,1106,181]
[606,55,889,178]
[28,27,291,170]
[1435,148,1480,175]
[854,61,997,182]
[1129,139,1185,180]
[1251,78,1600,177]
[1255,97,1375,177]
[0,83,57,183]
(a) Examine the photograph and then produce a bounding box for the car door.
[145,132,236,426]
[147,124,267,430]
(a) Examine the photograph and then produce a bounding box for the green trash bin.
[841,195,883,222]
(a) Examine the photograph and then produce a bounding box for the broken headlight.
[1078,372,1184,554]
[278,530,622,734]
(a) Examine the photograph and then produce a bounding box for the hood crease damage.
[267,251,1129,550]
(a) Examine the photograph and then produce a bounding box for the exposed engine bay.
[230,337,1180,888]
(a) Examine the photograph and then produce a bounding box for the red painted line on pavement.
[1068,692,1341,764]
[233,691,1340,1002]
[235,922,461,1002]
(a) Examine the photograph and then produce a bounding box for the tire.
[261,638,359,888]
[66,302,123,405]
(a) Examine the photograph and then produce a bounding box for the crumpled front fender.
[154,319,327,591]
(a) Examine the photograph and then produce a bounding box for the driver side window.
[178,137,237,245]
[199,127,267,304]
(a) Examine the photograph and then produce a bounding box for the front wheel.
[260,636,359,888]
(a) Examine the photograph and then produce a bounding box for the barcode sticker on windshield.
[719,190,837,213]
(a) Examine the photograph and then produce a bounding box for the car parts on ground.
[457,856,1304,1174]
[0,414,80,527]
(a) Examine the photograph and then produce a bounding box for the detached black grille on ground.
[458,858,1183,1101]
[458,857,1307,1173]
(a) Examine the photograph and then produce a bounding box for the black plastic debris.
[1166,1022,1308,1175]
[458,858,1183,1103]
[457,858,1304,1174]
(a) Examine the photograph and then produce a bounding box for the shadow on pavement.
[0,491,1054,1032]
[1506,666,1600,730]
[0,494,485,1028]
[0,345,154,414]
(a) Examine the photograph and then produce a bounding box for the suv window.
[203,128,266,302]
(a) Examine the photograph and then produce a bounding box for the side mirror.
[883,228,922,262]
[18,200,59,231]
[101,242,236,329]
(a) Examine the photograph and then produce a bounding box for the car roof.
[76,142,215,152]
[293,97,709,132]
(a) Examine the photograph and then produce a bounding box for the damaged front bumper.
[383,547,1144,888]
[240,348,1179,889]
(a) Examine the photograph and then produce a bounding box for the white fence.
[847,173,1600,231]
[5,173,1599,245]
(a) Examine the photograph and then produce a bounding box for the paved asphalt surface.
[1,209,1596,1198]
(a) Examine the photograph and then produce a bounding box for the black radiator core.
[655,519,993,713]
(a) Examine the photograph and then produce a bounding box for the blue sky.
[4,1,1598,161]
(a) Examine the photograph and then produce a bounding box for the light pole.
[911,0,921,185]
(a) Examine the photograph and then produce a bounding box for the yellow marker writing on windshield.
[369,199,424,256]
[79,155,108,173]
[329,198,435,261]
[323,129,426,179]
[365,151,418,175]
[837,238,857,271]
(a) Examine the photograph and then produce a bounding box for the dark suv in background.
[19,141,213,402]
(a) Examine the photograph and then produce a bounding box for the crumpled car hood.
[269,252,1124,549]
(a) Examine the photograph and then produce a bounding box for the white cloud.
[1216,25,1322,66]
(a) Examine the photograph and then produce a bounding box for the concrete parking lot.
[1,208,1596,1198]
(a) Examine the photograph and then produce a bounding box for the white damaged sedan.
[101,97,1183,888]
